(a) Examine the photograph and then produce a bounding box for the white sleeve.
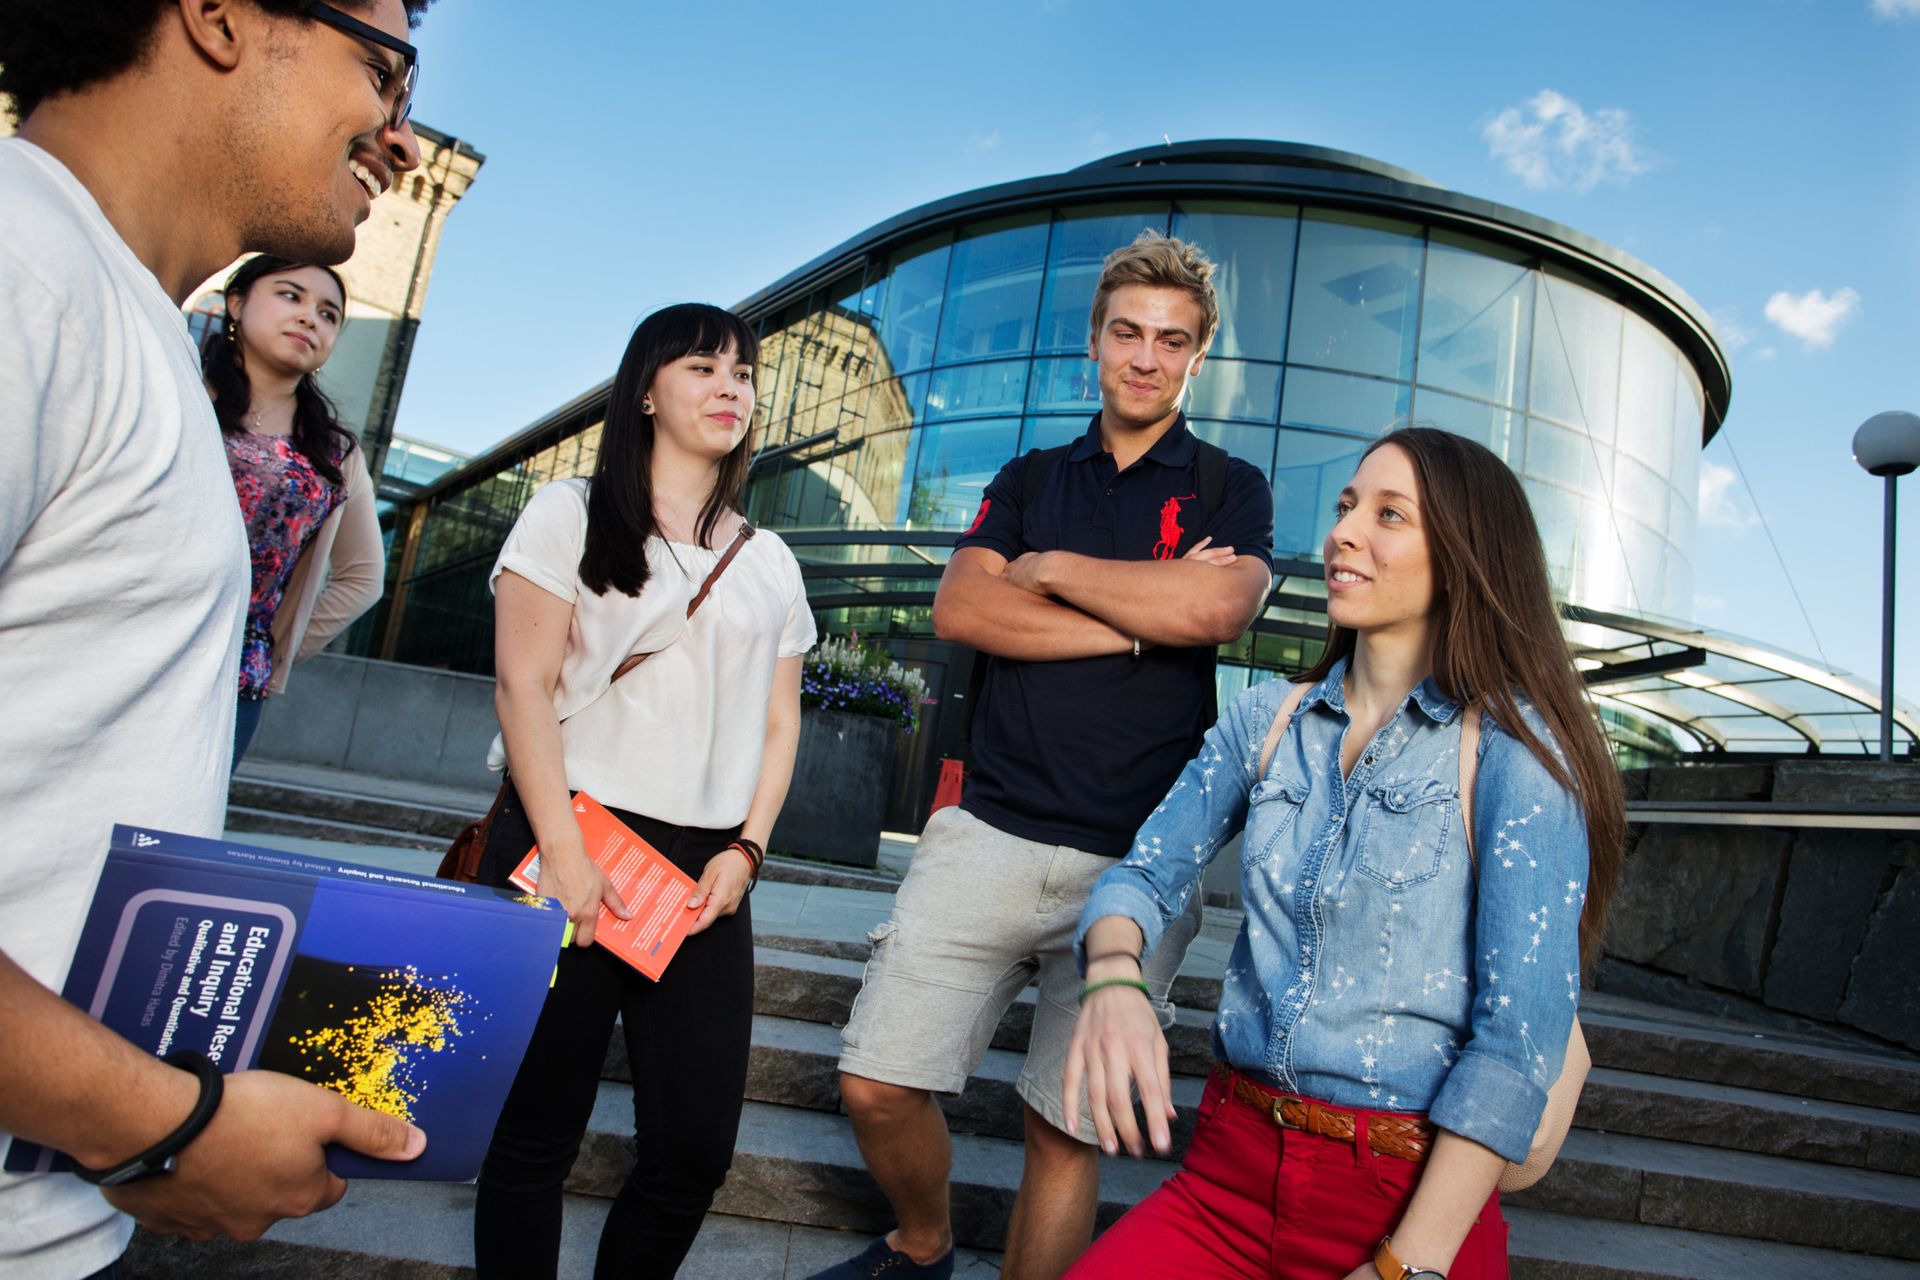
[0,257,94,569]
[777,553,817,657]
[491,481,585,603]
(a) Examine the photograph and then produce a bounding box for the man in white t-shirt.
[0,3,437,1275]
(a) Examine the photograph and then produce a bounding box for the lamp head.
[1853,411,1920,478]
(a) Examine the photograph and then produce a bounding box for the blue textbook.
[5,824,569,1182]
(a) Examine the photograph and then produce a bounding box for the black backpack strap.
[1019,443,1074,507]
[1194,439,1230,517]
[963,444,1071,748]
[1189,439,1233,725]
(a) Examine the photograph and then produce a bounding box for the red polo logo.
[965,498,992,535]
[1151,493,1196,560]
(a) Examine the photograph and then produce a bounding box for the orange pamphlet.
[509,793,698,981]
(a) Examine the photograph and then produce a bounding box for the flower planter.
[770,708,894,867]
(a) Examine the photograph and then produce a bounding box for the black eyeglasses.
[302,1,419,128]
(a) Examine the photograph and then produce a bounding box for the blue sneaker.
[805,1236,955,1280]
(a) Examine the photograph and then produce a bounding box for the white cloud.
[1871,0,1920,19]
[1482,89,1652,192]
[968,129,1001,152]
[1698,461,1758,530]
[1763,287,1860,349]
[1711,309,1753,351]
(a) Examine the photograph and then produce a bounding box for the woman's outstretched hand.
[1062,972,1176,1159]
[537,845,630,948]
[685,847,751,936]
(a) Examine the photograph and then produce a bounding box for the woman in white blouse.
[470,303,816,1280]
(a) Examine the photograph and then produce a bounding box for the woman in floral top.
[1063,428,1625,1280]
[203,255,382,770]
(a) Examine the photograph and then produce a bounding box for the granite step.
[1505,1126,1920,1259]
[1502,1207,1920,1280]
[1580,995,1920,1115]
[224,804,447,852]
[228,774,479,840]
[120,1186,1005,1279]
[1577,1064,1920,1175]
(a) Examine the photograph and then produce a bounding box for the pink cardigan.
[265,445,383,694]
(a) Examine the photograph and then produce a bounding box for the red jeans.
[1066,1072,1509,1280]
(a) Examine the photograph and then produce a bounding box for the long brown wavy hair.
[1298,427,1624,968]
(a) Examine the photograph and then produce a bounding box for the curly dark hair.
[0,0,435,123]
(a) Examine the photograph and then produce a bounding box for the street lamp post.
[1852,411,1920,762]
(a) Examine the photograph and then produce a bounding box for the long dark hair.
[1298,427,1625,968]
[201,255,355,486]
[581,303,759,597]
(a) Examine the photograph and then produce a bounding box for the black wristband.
[72,1050,224,1187]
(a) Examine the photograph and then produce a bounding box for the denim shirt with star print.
[1076,656,1588,1164]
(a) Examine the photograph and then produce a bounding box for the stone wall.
[1607,761,1920,1050]
[251,651,497,792]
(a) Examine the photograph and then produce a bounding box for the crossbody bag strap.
[1254,679,1313,779]
[1459,702,1482,872]
[609,521,757,686]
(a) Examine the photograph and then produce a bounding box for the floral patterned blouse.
[226,431,346,698]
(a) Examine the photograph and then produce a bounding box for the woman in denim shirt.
[1062,429,1624,1280]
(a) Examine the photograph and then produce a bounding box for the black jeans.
[472,785,754,1280]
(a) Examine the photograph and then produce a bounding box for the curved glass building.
[375,141,1913,818]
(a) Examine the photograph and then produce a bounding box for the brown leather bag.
[436,522,757,882]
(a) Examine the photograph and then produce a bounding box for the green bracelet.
[1079,977,1152,1004]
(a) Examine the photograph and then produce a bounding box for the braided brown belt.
[1213,1065,1435,1162]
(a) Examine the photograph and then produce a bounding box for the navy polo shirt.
[954,413,1275,857]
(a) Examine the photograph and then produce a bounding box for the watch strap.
[72,1050,224,1186]
[1374,1235,1445,1280]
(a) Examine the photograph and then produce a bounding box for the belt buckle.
[1269,1097,1293,1131]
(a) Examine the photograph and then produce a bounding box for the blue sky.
[388,0,1920,712]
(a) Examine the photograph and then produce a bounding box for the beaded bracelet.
[1078,976,1152,1005]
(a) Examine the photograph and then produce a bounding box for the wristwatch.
[1374,1235,1445,1280]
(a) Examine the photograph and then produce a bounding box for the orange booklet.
[508,794,698,981]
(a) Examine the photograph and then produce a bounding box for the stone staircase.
[120,767,1920,1277]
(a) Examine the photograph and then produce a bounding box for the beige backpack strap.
[1458,703,1482,871]
[1255,680,1312,779]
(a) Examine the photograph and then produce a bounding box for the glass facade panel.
[1616,312,1680,468]
[1021,416,1090,451]
[925,359,1029,421]
[1613,452,1670,532]
[935,217,1049,364]
[1528,272,1621,441]
[1033,206,1170,353]
[1185,359,1281,424]
[1287,212,1423,381]
[1524,416,1610,499]
[876,234,951,376]
[1412,388,1520,464]
[1172,203,1298,361]
[1272,428,1369,557]
[1190,420,1278,475]
[906,418,1021,530]
[1280,368,1410,436]
[1418,233,1532,407]
[1027,356,1101,416]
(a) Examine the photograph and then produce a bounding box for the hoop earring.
[641,400,654,415]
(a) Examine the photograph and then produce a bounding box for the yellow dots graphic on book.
[281,964,476,1122]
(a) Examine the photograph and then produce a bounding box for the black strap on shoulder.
[1194,438,1229,517]
[1018,443,1074,507]
[960,445,1072,747]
